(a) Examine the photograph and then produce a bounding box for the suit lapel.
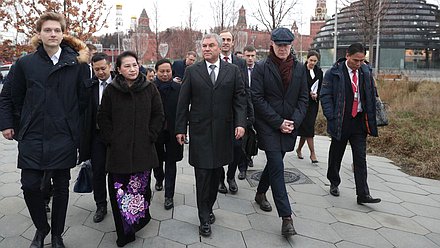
[267,60,284,93]
[195,61,213,88]
[215,60,228,89]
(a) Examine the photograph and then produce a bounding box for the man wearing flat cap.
[250,27,308,237]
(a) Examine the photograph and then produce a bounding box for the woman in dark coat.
[152,59,183,210]
[97,51,164,247]
[296,50,323,163]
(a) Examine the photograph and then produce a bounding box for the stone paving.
[0,135,440,248]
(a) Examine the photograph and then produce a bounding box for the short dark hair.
[36,12,66,32]
[91,52,110,64]
[146,67,155,73]
[186,51,197,57]
[155,59,172,71]
[115,51,138,72]
[243,45,256,53]
[234,51,243,56]
[219,30,235,41]
[347,43,366,56]
[307,50,320,60]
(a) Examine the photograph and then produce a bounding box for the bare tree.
[152,0,160,61]
[210,0,237,33]
[344,0,389,68]
[252,0,299,32]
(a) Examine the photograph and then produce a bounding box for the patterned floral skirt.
[108,170,152,244]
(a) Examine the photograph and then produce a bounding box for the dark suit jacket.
[251,57,309,152]
[79,73,114,162]
[175,60,247,169]
[172,60,186,79]
[231,54,254,125]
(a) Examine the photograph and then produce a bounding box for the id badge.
[354,92,358,100]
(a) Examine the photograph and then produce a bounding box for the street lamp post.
[333,0,338,63]
[116,4,123,55]
[374,0,382,76]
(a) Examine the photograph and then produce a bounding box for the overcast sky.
[100,0,330,35]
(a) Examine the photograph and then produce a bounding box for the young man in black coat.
[175,33,247,237]
[10,13,90,248]
[251,28,309,237]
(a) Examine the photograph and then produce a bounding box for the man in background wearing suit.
[175,33,247,237]
[218,30,253,194]
[79,53,114,223]
[172,51,197,83]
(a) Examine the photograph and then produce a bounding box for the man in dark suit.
[175,33,247,237]
[251,28,309,237]
[320,43,381,205]
[218,30,252,194]
[79,53,114,223]
[172,51,197,82]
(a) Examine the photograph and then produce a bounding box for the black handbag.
[74,160,93,193]
[376,97,389,127]
[242,126,258,156]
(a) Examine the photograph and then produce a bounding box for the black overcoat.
[154,79,183,162]
[97,74,164,174]
[175,60,247,169]
[250,57,309,152]
[10,36,90,170]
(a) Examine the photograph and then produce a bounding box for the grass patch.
[315,80,440,180]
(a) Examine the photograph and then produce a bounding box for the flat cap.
[271,27,295,45]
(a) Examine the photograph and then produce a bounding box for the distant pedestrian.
[172,51,197,82]
[320,43,381,205]
[296,50,323,164]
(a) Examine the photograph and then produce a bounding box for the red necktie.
[351,70,358,117]
[223,57,229,63]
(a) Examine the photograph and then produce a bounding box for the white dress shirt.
[345,61,362,113]
[99,77,112,104]
[206,59,220,82]
[50,48,62,65]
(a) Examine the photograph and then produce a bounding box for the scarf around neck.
[269,46,294,92]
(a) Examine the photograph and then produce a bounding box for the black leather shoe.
[155,181,163,191]
[199,222,211,237]
[93,206,107,223]
[51,235,65,248]
[255,193,272,212]
[330,185,340,197]
[209,212,216,224]
[30,230,49,248]
[238,171,246,180]
[227,178,238,193]
[218,181,228,194]
[164,197,174,210]
[281,216,297,237]
[116,233,135,247]
[357,195,381,205]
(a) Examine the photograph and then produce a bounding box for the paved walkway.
[0,135,440,248]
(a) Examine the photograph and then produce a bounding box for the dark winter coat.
[175,60,247,169]
[320,58,378,141]
[10,35,90,170]
[78,72,116,162]
[97,73,164,174]
[154,78,183,162]
[250,56,309,152]
[0,64,19,134]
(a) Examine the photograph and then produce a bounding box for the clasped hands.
[280,119,294,133]
[176,127,245,145]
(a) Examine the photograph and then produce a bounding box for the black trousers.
[21,168,70,235]
[220,139,247,181]
[153,159,177,198]
[257,151,292,217]
[91,133,107,208]
[327,114,370,196]
[194,167,222,224]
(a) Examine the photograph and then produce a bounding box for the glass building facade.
[313,0,440,69]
